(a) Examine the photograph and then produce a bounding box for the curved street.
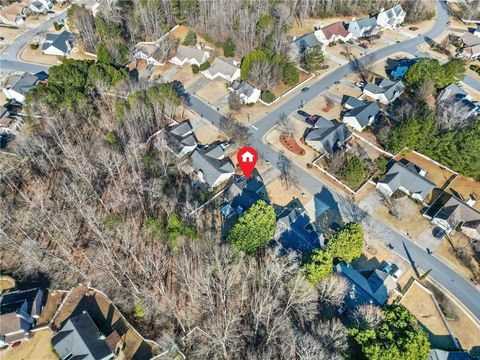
[1,0,480,321]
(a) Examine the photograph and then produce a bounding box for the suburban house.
[362,78,405,104]
[190,144,235,189]
[336,261,399,307]
[376,161,435,202]
[202,58,240,82]
[342,98,381,132]
[221,170,268,218]
[0,2,26,26]
[274,199,325,254]
[461,31,480,59]
[228,80,261,104]
[0,104,22,132]
[293,31,326,53]
[347,17,378,39]
[52,311,116,360]
[431,195,480,239]
[134,43,166,66]
[156,120,198,158]
[42,30,75,56]
[438,83,480,118]
[304,117,352,156]
[316,21,353,45]
[375,5,406,29]
[0,288,45,346]
[2,72,46,103]
[169,45,209,66]
[29,0,53,14]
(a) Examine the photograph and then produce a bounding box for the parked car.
[297,110,309,117]
[305,114,320,125]
[359,42,368,49]
[301,87,310,93]
[432,227,446,239]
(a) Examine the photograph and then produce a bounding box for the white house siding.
[343,116,365,132]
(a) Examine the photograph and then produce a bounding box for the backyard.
[0,328,58,360]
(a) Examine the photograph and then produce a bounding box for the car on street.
[301,87,310,93]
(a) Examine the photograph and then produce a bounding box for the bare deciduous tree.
[350,304,385,330]
[436,98,474,132]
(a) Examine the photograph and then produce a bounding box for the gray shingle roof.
[379,161,435,199]
[174,45,208,63]
[364,77,405,102]
[434,196,480,232]
[42,30,74,53]
[52,312,114,360]
[345,101,381,127]
[293,32,323,53]
[190,145,234,188]
[205,58,238,78]
[9,72,42,96]
[462,32,480,47]
[230,80,256,97]
[161,120,197,155]
[348,17,377,38]
[305,119,352,155]
[342,96,366,109]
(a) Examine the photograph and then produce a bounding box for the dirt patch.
[37,290,65,326]
[400,281,456,350]
[394,151,456,191]
[280,134,305,155]
[0,328,57,360]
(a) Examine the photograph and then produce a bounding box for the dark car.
[432,227,446,239]
[305,114,320,125]
[301,87,310,93]
[297,110,309,118]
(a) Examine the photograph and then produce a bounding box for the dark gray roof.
[462,32,480,47]
[345,101,381,127]
[230,80,256,97]
[305,119,352,155]
[364,77,405,102]
[190,144,234,187]
[293,32,323,53]
[0,288,44,317]
[52,311,114,360]
[343,96,366,109]
[42,30,74,53]
[379,161,435,199]
[429,349,472,360]
[9,72,42,95]
[434,195,480,232]
[224,170,267,210]
[159,120,197,156]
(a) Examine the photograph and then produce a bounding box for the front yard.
[0,328,58,360]
[449,175,480,211]
[195,79,229,105]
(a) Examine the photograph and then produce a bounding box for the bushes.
[29,43,39,50]
[53,21,63,31]
[338,156,365,189]
[260,91,276,103]
[303,249,333,283]
[199,61,210,71]
[282,62,299,86]
[470,64,480,75]
[166,213,197,250]
[223,37,236,57]
[191,64,199,74]
[182,30,197,46]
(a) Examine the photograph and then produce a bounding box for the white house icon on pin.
[241,151,254,163]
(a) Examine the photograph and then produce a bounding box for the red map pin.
[237,146,258,179]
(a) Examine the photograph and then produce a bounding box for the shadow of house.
[428,348,473,360]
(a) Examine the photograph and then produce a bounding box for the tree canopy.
[303,249,333,283]
[227,200,276,255]
[404,58,466,89]
[304,45,325,72]
[327,222,364,263]
[350,304,430,360]
[223,37,236,57]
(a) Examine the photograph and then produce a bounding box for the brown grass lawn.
[271,70,310,98]
[400,282,456,350]
[170,25,190,42]
[186,109,227,144]
[266,178,312,207]
[196,79,229,104]
[20,45,62,66]
[394,151,456,190]
[0,328,57,360]
[449,176,480,210]
[37,290,65,326]
[303,95,343,120]
[171,65,202,88]
[0,276,15,293]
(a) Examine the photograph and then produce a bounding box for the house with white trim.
[2,72,45,103]
[228,80,261,104]
[42,30,75,56]
[362,78,405,105]
[190,144,235,190]
[342,97,381,132]
[376,5,406,30]
[134,43,166,66]
[0,2,26,26]
[170,45,209,66]
[29,0,53,14]
[202,58,240,82]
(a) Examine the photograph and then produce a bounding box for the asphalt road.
[2,0,480,321]
[188,0,480,321]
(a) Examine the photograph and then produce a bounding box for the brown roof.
[0,2,24,22]
[321,22,349,40]
[105,330,121,351]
